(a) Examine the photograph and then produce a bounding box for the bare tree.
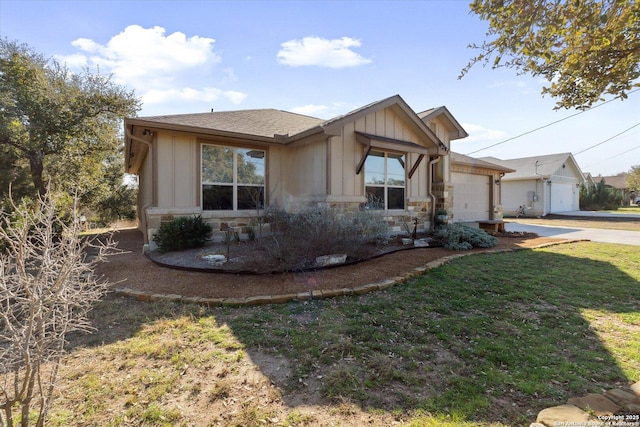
[0,190,115,427]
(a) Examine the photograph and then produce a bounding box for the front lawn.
[47,241,639,426]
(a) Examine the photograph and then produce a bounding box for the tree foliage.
[580,178,624,210]
[0,190,115,427]
[0,38,140,203]
[461,0,640,109]
[626,165,640,192]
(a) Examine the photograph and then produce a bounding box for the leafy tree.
[461,0,640,109]
[627,165,640,193]
[580,178,624,210]
[92,150,137,225]
[0,38,140,199]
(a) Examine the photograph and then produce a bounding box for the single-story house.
[598,174,636,205]
[449,152,515,222]
[480,153,585,216]
[124,94,503,244]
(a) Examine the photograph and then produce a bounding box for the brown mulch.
[95,228,568,299]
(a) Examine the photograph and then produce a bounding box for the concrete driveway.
[505,210,640,246]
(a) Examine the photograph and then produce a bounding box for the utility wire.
[464,88,640,156]
[582,144,640,170]
[574,122,640,155]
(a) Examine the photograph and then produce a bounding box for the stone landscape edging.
[112,239,585,307]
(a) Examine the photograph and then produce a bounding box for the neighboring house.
[124,95,473,244]
[480,153,585,216]
[598,174,635,205]
[583,172,597,188]
[449,152,515,222]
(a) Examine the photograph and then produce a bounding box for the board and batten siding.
[154,133,198,209]
[328,106,432,200]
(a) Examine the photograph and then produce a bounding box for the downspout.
[428,156,440,223]
[126,128,154,243]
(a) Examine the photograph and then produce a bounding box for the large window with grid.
[201,144,265,211]
[364,151,406,210]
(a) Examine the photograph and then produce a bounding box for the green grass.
[221,242,640,425]
[44,241,639,426]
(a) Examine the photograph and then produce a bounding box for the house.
[125,95,486,244]
[583,172,597,188]
[598,174,636,205]
[480,153,585,216]
[449,152,515,222]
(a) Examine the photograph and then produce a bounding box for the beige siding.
[328,106,434,202]
[155,134,198,208]
[289,137,327,197]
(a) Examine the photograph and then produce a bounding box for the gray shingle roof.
[451,152,515,172]
[479,153,578,180]
[132,109,325,139]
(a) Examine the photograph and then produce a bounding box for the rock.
[401,238,413,245]
[413,238,431,247]
[567,394,620,415]
[202,254,227,265]
[604,388,639,405]
[315,254,347,267]
[536,404,592,425]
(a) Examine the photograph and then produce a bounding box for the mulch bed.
[96,228,567,299]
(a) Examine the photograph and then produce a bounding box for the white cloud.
[291,104,330,116]
[143,87,247,106]
[460,122,507,143]
[290,101,352,119]
[54,25,247,114]
[277,36,371,68]
[60,25,221,89]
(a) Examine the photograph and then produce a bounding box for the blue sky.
[1,0,638,176]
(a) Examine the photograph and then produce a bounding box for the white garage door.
[550,183,575,213]
[452,172,490,222]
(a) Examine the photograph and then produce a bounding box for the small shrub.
[153,215,212,253]
[434,223,498,251]
[253,207,390,271]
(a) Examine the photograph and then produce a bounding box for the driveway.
[505,210,640,246]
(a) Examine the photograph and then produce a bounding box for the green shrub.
[153,216,212,253]
[434,223,498,251]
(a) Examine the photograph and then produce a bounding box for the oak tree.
[0,39,140,198]
[461,0,640,109]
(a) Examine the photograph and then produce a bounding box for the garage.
[452,172,490,222]
[550,182,577,213]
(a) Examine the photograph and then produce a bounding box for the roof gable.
[322,94,448,152]
[480,153,584,180]
[418,106,469,140]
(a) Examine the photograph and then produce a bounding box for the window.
[364,151,405,210]
[202,144,265,211]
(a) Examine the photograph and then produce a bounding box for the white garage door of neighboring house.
[452,172,490,222]
[550,183,575,213]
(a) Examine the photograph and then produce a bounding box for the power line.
[574,122,640,155]
[464,88,640,156]
[582,144,640,170]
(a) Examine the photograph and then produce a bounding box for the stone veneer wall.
[145,198,434,249]
[431,182,454,217]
